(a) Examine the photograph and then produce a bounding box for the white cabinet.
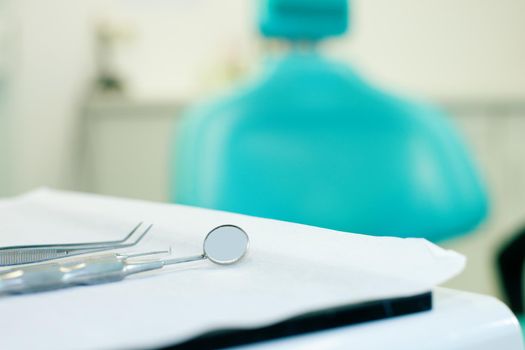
[79,99,183,202]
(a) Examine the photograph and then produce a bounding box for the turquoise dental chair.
[170,0,488,241]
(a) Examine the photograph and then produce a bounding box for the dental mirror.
[203,225,249,265]
[161,225,249,266]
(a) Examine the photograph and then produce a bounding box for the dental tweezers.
[0,222,152,266]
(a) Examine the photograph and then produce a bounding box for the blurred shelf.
[84,97,186,119]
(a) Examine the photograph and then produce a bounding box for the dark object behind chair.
[497,225,525,314]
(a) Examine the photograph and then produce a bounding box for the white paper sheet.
[0,189,465,349]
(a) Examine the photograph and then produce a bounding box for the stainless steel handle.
[0,254,127,295]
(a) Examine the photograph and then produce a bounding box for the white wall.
[0,85,9,196]
[0,102,8,196]
[329,0,525,100]
[0,1,11,195]
[105,0,256,101]
[99,0,525,102]
[5,0,97,194]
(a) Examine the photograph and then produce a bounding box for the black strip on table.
[158,291,432,350]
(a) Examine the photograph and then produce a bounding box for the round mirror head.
[203,225,249,265]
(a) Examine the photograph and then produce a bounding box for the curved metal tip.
[131,224,153,245]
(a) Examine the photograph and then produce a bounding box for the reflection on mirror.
[203,225,249,265]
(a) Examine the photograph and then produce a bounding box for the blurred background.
[0,0,524,307]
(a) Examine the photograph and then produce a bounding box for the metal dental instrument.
[0,222,152,266]
[0,224,249,295]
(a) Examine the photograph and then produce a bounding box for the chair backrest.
[169,0,488,241]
